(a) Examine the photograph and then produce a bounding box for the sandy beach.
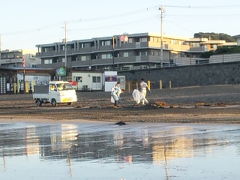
[1,84,240,123]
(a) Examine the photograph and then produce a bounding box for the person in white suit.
[132,89,143,105]
[139,78,150,105]
[111,82,122,106]
[132,79,150,105]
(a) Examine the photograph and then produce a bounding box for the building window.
[101,40,111,46]
[52,59,57,63]
[44,59,52,64]
[71,56,77,62]
[79,43,91,48]
[81,56,87,61]
[79,43,84,48]
[140,37,148,42]
[101,53,112,59]
[75,76,82,82]
[76,56,81,61]
[128,38,133,43]
[140,51,148,56]
[92,76,101,83]
[171,40,179,45]
[123,52,129,57]
[8,53,15,58]
[91,54,97,60]
[59,57,64,62]
[191,43,199,47]
[84,43,91,48]
[210,44,217,49]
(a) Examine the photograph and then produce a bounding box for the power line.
[1,4,239,37]
[79,8,148,22]
[1,8,149,36]
[167,13,240,17]
[68,16,156,32]
[159,4,240,9]
[2,22,63,36]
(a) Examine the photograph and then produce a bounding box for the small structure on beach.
[0,67,54,94]
[71,70,125,91]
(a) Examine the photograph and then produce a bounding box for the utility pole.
[64,22,67,79]
[22,55,26,93]
[159,6,164,67]
[112,36,115,70]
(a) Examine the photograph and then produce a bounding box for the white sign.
[104,71,117,92]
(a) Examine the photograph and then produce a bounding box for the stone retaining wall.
[119,61,240,88]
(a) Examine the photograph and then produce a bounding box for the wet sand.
[1,84,240,123]
[1,122,240,179]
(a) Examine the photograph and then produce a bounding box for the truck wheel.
[36,99,42,107]
[51,99,57,107]
[67,102,72,106]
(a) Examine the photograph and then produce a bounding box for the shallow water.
[0,122,239,179]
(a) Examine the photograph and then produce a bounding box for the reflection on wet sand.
[0,123,233,162]
[152,137,193,164]
[0,122,240,179]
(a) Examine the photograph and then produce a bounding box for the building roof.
[36,33,195,47]
[71,69,104,73]
[233,35,240,38]
[185,38,208,42]
[0,49,37,54]
[0,67,54,71]
[200,40,226,45]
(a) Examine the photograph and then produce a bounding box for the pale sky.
[0,0,239,50]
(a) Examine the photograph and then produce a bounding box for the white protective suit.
[139,81,150,105]
[111,85,122,104]
[132,89,143,104]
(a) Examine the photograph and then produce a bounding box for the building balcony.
[36,51,64,58]
[189,46,208,52]
[91,58,114,66]
[72,47,94,54]
[37,42,161,59]
[0,58,23,64]
[116,42,148,50]
[37,62,65,69]
[37,47,95,58]
[97,46,113,52]
[70,60,91,68]
[37,54,181,69]
[72,56,168,67]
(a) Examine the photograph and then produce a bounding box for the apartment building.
[0,49,41,68]
[233,35,240,45]
[36,33,234,71]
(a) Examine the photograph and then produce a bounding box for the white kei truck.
[33,81,78,107]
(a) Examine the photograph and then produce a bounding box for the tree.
[194,32,236,42]
[200,46,240,58]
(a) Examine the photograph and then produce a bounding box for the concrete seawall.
[119,61,240,88]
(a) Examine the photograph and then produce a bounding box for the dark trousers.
[114,100,119,106]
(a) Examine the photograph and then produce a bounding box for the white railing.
[209,53,240,63]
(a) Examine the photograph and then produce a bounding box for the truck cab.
[33,81,78,106]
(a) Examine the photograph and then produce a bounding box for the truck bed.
[33,93,49,100]
[34,85,49,94]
